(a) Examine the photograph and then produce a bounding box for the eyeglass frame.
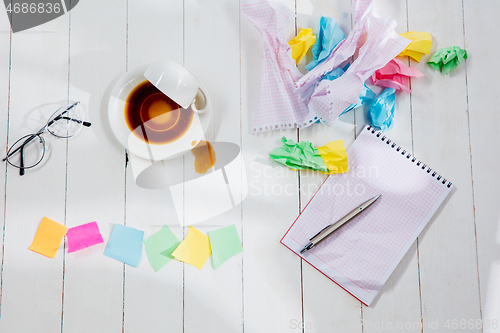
[2,101,91,176]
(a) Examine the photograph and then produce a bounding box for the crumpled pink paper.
[371,58,424,93]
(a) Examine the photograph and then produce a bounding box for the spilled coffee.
[191,140,216,174]
[125,80,194,145]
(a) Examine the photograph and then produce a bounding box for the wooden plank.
[408,0,481,330]
[0,2,10,318]
[240,0,303,331]
[463,0,500,331]
[296,1,363,332]
[296,1,422,330]
[0,15,69,333]
[124,0,184,332]
[359,1,422,332]
[61,0,127,332]
[182,0,243,332]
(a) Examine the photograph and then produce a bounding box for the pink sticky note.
[66,222,104,253]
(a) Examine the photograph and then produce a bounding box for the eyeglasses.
[2,101,91,176]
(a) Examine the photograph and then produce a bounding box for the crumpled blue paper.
[305,16,346,71]
[368,88,396,132]
[323,64,376,116]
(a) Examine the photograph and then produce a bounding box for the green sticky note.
[427,46,467,75]
[209,225,243,269]
[269,137,328,172]
[144,225,180,272]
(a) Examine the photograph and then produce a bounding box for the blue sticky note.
[104,224,144,267]
[305,16,346,71]
[368,88,396,132]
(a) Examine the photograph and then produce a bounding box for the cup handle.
[191,85,209,114]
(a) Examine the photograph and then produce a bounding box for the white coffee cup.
[144,58,208,114]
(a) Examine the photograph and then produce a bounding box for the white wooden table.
[0,0,496,332]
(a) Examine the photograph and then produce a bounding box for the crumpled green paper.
[269,137,328,172]
[427,46,468,74]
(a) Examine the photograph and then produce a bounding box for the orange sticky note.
[29,217,68,258]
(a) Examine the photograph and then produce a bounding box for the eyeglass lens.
[47,102,85,138]
[6,134,45,170]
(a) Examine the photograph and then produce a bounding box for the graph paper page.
[281,126,453,306]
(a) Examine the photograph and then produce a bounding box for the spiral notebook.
[281,126,453,306]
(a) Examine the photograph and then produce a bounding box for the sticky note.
[269,137,328,172]
[399,31,432,62]
[66,221,104,253]
[288,27,316,65]
[103,224,144,267]
[317,140,348,174]
[29,217,68,258]
[144,225,180,272]
[209,225,243,269]
[368,88,396,132]
[172,226,211,270]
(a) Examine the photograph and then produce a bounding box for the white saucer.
[108,62,211,160]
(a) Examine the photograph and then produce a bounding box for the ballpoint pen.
[300,194,381,254]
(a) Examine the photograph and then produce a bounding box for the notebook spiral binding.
[366,126,453,188]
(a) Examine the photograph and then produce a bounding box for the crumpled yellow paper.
[288,27,316,65]
[317,139,348,174]
[399,31,432,62]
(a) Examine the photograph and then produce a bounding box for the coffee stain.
[191,140,216,174]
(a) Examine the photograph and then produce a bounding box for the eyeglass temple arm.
[19,145,25,176]
[2,133,38,162]
[59,117,91,127]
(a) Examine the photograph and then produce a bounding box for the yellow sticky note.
[399,31,432,62]
[172,226,211,270]
[288,27,316,65]
[317,139,348,174]
[29,217,68,258]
